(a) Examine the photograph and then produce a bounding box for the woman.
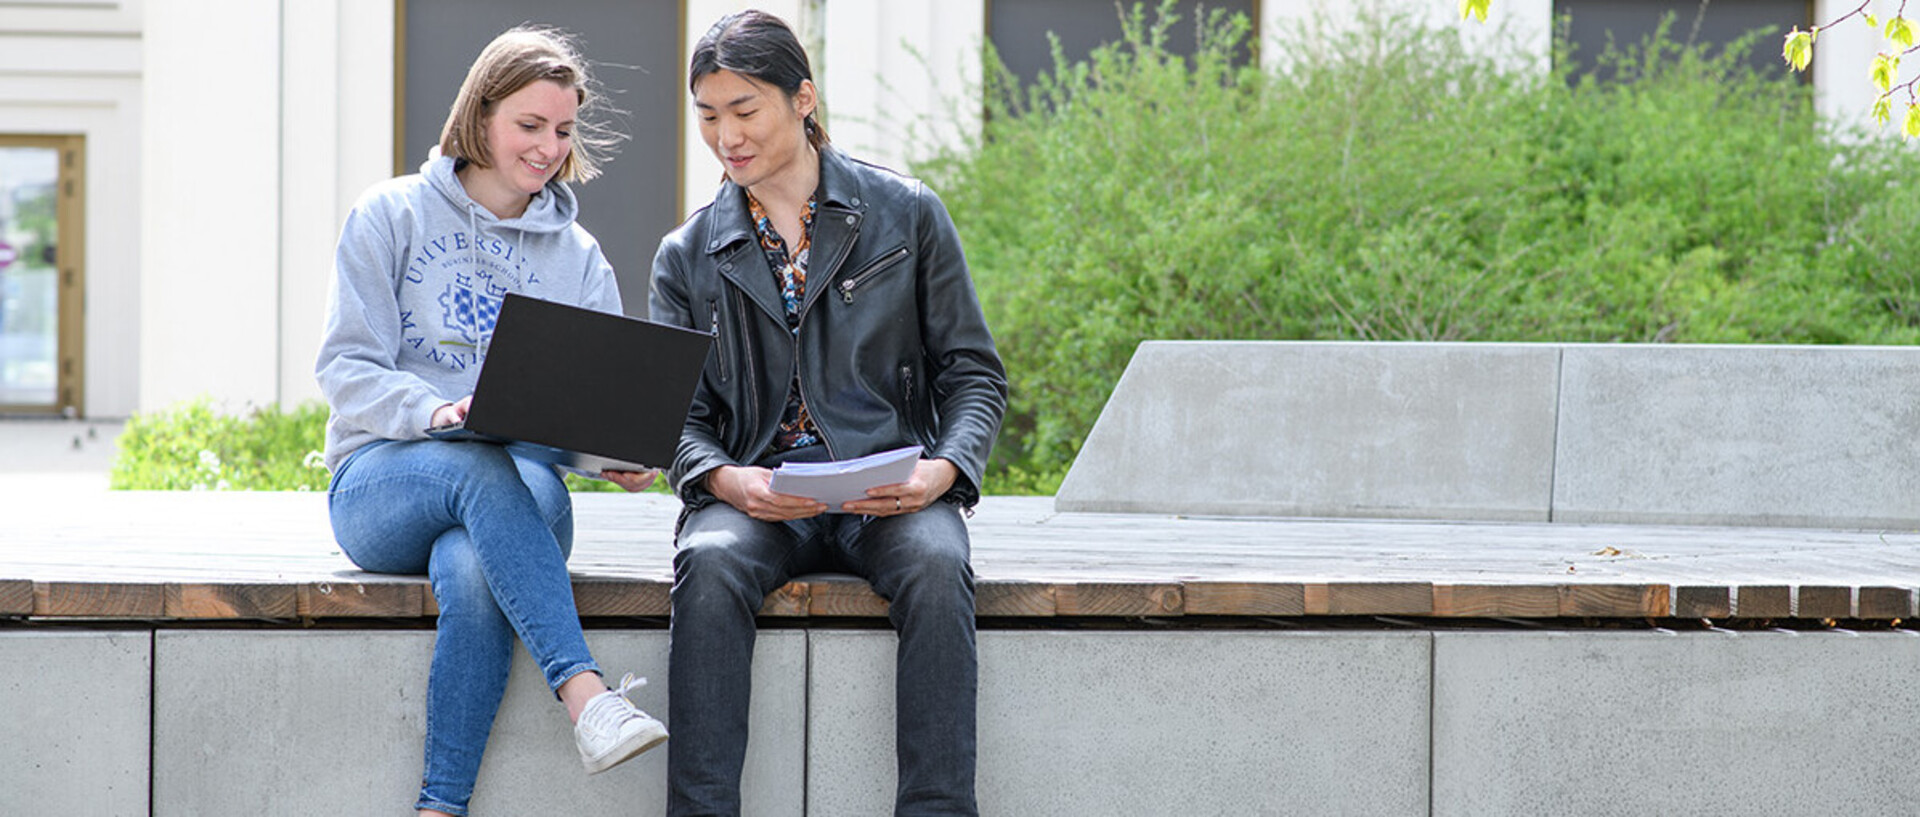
[649,11,1008,816]
[316,26,664,817]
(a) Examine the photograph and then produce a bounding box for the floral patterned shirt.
[746,190,822,453]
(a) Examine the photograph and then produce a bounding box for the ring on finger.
[895,497,902,512]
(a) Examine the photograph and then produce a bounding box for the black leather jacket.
[649,148,1008,510]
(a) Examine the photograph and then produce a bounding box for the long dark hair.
[689,10,830,151]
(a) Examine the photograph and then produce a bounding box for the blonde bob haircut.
[438,26,619,184]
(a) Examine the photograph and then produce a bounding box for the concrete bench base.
[11,627,1918,815]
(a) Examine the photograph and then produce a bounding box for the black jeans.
[666,499,979,816]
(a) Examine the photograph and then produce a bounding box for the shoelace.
[582,673,648,733]
[611,672,647,700]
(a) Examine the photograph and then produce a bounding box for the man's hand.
[841,458,958,517]
[603,470,658,493]
[707,464,828,521]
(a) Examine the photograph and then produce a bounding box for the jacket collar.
[699,147,866,258]
[701,148,870,322]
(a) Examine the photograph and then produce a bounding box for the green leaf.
[1873,95,1894,126]
[1871,54,1895,93]
[1866,13,1880,32]
[1890,17,1917,50]
[1906,105,1920,139]
[1457,0,1490,23]
[1782,29,1813,72]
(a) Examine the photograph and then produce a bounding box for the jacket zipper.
[708,299,728,383]
[838,246,910,304]
[733,294,760,434]
[902,361,966,516]
[901,363,922,445]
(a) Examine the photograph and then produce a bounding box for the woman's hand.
[707,464,827,521]
[842,458,957,517]
[430,395,474,429]
[602,470,659,493]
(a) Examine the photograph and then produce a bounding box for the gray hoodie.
[315,153,622,472]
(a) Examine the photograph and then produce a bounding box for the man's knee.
[879,539,975,616]
[671,532,778,612]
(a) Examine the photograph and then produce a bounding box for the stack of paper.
[769,445,924,511]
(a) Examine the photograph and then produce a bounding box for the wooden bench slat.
[0,579,31,615]
[1737,585,1791,618]
[1558,584,1669,618]
[36,581,164,617]
[1673,586,1733,619]
[165,584,298,619]
[1305,582,1433,616]
[1795,585,1852,619]
[572,580,670,617]
[1431,584,1559,618]
[1184,581,1306,616]
[298,582,424,618]
[807,579,890,617]
[1055,583,1183,617]
[976,581,1057,616]
[1856,586,1915,620]
[757,582,810,617]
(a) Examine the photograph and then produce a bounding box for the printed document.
[770,445,924,511]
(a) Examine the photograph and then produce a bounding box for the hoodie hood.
[422,148,581,235]
[314,149,623,471]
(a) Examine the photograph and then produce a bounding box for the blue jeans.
[667,500,979,816]
[329,439,601,816]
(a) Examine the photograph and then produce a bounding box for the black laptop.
[427,292,711,473]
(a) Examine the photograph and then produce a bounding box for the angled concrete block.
[809,630,1431,816]
[153,630,804,816]
[1433,631,1920,815]
[1056,341,1561,520]
[0,631,151,816]
[1554,345,1920,527]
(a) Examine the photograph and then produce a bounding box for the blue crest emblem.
[440,284,504,349]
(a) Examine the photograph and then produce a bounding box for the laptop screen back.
[461,293,711,469]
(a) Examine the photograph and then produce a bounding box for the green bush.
[110,397,666,493]
[111,398,331,491]
[917,3,1920,493]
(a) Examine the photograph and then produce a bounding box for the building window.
[987,0,1260,91]
[1555,0,1813,82]
[399,0,683,311]
[0,135,84,415]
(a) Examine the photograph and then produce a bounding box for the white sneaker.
[574,673,668,774]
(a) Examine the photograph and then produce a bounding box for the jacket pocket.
[837,246,910,304]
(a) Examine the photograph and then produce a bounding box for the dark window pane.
[1555,0,1812,82]
[988,0,1258,89]
[404,1,680,313]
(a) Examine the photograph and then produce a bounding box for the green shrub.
[111,398,331,491]
[918,2,1920,493]
[110,398,668,494]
